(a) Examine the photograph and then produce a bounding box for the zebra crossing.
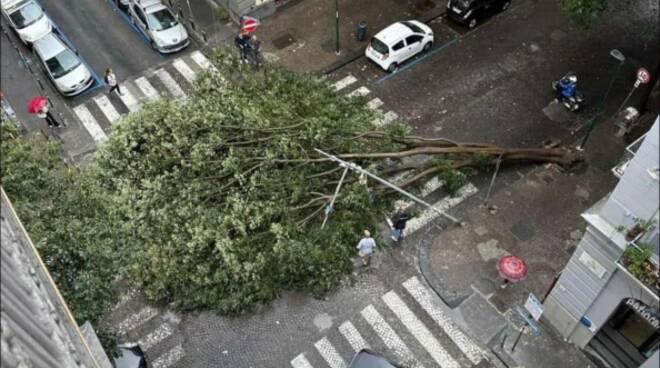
[291,276,489,368]
[72,50,213,146]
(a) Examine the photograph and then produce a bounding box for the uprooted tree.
[89,50,583,314]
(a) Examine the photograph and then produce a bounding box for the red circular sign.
[241,18,258,33]
[637,68,651,84]
[497,255,528,282]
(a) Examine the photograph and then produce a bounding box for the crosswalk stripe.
[134,76,159,101]
[382,291,460,368]
[314,337,346,368]
[117,83,140,112]
[403,276,484,365]
[112,288,137,311]
[139,323,174,351]
[361,305,424,368]
[395,176,443,209]
[338,321,370,352]
[117,307,158,335]
[156,69,186,98]
[333,75,357,91]
[373,111,398,127]
[190,50,216,72]
[348,86,370,97]
[366,97,384,110]
[93,94,121,123]
[151,344,184,368]
[73,105,107,143]
[405,182,478,235]
[291,354,314,368]
[172,58,197,84]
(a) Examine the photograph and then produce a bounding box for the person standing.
[356,230,376,267]
[104,68,123,96]
[390,206,410,242]
[36,103,61,128]
[234,31,251,63]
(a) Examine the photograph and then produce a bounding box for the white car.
[1,0,52,45]
[128,0,189,53]
[32,33,94,96]
[365,20,434,72]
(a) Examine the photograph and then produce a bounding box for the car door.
[131,6,149,36]
[404,35,424,60]
[390,39,406,64]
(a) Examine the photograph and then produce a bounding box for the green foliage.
[622,244,657,289]
[471,152,492,169]
[561,0,607,28]
[435,160,467,196]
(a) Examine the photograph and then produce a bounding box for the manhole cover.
[272,32,296,50]
[509,221,535,242]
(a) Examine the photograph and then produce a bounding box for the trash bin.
[356,21,367,42]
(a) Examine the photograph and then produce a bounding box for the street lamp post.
[578,49,626,150]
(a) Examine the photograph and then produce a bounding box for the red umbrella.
[497,255,528,283]
[241,16,259,33]
[27,96,49,114]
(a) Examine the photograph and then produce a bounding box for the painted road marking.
[118,83,140,113]
[348,86,370,97]
[404,276,484,365]
[93,94,121,123]
[112,288,137,311]
[117,307,158,335]
[156,69,186,98]
[191,50,217,72]
[367,97,384,110]
[338,321,370,352]
[373,111,398,127]
[382,291,460,368]
[151,344,184,368]
[73,105,107,144]
[134,76,159,101]
[395,176,443,209]
[333,75,357,91]
[375,38,458,85]
[314,337,346,368]
[172,58,197,84]
[291,354,314,368]
[361,305,424,368]
[405,182,478,234]
[139,323,174,351]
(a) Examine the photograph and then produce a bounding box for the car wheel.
[501,1,510,11]
[150,40,158,51]
[387,62,398,73]
[468,18,478,29]
[423,42,433,52]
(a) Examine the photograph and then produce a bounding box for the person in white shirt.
[356,230,376,266]
[104,68,123,96]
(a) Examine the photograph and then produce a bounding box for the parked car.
[349,349,403,368]
[1,0,52,45]
[115,0,130,10]
[32,32,94,96]
[128,0,189,53]
[365,20,434,73]
[446,0,510,29]
[114,343,148,368]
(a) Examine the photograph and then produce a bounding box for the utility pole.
[314,148,461,225]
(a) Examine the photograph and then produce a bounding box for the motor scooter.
[552,73,584,112]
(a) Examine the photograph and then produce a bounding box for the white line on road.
[333,75,357,91]
[172,58,197,84]
[348,86,370,97]
[190,50,217,72]
[314,337,346,368]
[151,344,184,368]
[361,304,424,368]
[382,291,460,368]
[73,105,107,143]
[118,83,140,113]
[156,69,186,98]
[403,276,484,365]
[117,307,158,336]
[93,94,121,123]
[395,176,443,209]
[134,76,159,101]
[405,182,478,234]
[366,97,384,110]
[139,323,173,351]
[338,321,370,352]
[112,288,137,311]
[291,354,314,368]
[372,111,398,127]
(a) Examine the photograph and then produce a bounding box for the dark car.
[114,343,148,368]
[446,0,511,28]
[349,349,403,368]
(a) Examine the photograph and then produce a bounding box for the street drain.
[272,32,296,49]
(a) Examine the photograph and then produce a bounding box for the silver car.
[128,0,189,53]
[32,33,94,96]
[1,0,52,45]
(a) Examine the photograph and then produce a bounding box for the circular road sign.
[637,67,651,84]
[241,17,259,33]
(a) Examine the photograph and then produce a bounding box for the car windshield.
[453,0,473,9]
[147,9,178,31]
[45,49,81,79]
[9,2,43,29]
[370,37,389,54]
[401,21,423,34]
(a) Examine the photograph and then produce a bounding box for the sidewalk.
[419,123,627,367]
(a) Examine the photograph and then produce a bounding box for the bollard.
[356,21,367,42]
[201,30,208,43]
[190,20,196,31]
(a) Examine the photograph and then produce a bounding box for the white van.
[1,0,52,45]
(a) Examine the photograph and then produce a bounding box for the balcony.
[612,132,647,179]
[616,226,660,297]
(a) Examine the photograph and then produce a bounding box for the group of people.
[356,206,411,267]
[234,31,262,65]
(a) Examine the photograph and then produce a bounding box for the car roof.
[33,32,67,60]
[373,22,413,45]
[136,0,166,12]
[1,0,32,12]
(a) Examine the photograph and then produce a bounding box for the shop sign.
[624,298,660,330]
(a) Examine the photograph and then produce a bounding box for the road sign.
[241,17,259,33]
[524,293,544,321]
[515,306,541,336]
[637,67,651,85]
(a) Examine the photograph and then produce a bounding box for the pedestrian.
[234,31,251,63]
[36,103,61,128]
[356,230,376,267]
[390,206,410,242]
[104,68,123,96]
[248,35,263,68]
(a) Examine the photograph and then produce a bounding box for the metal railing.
[612,132,648,178]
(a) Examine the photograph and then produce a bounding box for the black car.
[349,349,403,368]
[446,0,511,28]
[114,343,148,368]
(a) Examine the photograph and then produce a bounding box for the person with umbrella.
[28,96,61,128]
